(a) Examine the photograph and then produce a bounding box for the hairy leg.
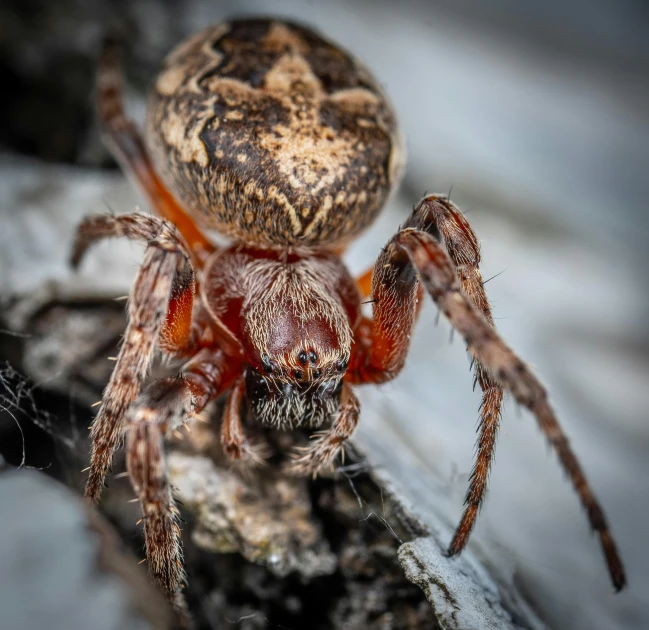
[406,195,504,554]
[73,214,196,503]
[220,376,267,466]
[286,384,360,476]
[126,348,239,622]
[347,243,419,383]
[395,227,626,591]
[96,36,213,263]
[348,194,503,554]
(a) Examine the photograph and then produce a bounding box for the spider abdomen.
[146,18,404,248]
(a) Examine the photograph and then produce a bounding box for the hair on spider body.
[75,16,626,622]
[245,368,344,430]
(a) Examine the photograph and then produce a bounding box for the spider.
[74,18,626,619]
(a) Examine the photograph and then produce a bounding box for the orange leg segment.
[347,192,626,592]
[96,36,214,264]
[356,267,374,299]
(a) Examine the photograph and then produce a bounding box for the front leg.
[406,196,504,555]
[286,384,360,476]
[393,227,625,591]
[349,194,498,385]
[347,194,624,591]
[126,377,192,623]
[347,237,420,384]
[73,214,197,503]
[347,194,504,557]
[126,348,239,622]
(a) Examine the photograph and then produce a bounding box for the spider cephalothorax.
[201,245,355,429]
[77,17,626,625]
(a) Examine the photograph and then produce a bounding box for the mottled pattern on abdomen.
[146,18,403,248]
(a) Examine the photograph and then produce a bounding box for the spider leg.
[349,195,502,556]
[356,267,374,299]
[73,214,196,503]
[96,35,213,263]
[286,383,360,476]
[394,227,626,591]
[221,376,268,466]
[356,264,424,315]
[408,195,504,555]
[125,348,238,622]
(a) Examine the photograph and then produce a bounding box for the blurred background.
[1,1,648,629]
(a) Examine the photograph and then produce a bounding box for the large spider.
[75,18,626,618]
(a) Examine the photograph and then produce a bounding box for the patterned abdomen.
[146,18,404,248]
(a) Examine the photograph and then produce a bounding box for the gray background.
[1,1,648,628]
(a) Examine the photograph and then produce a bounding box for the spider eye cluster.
[297,349,319,366]
[258,349,348,382]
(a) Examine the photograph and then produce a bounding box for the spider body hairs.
[75,18,626,620]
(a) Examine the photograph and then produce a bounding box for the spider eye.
[298,351,308,365]
[261,354,274,373]
[336,359,348,372]
[308,350,317,363]
[313,369,322,379]
[293,369,304,380]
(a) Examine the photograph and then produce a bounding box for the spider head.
[242,304,350,428]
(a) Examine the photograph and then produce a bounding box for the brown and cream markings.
[77,17,626,624]
[146,19,404,248]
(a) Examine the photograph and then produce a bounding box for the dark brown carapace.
[75,17,625,621]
